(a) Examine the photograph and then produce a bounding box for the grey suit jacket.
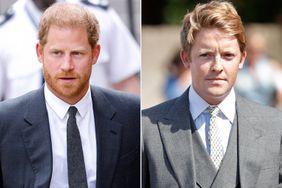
[0,86,140,188]
[142,88,282,188]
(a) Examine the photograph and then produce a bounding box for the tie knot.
[68,106,78,118]
[208,105,219,116]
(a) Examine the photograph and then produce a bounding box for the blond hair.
[38,2,99,48]
[180,1,246,54]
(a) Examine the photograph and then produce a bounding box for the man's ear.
[180,49,190,68]
[239,50,247,69]
[36,43,43,64]
[92,44,101,65]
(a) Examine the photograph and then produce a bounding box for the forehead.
[193,28,239,50]
[44,25,91,50]
[47,24,87,33]
[46,25,88,41]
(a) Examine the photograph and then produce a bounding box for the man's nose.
[211,55,223,72]
[61,55,74,71]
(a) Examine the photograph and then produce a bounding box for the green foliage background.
[162,0,282,24]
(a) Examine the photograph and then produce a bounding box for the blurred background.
[0,0,140,42]
[142,0,282,109]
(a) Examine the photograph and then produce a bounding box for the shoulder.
[0,89,39,109]
[91,86,139,114]
[236,95,282,131]
[142,98,178,122]
[91,86,140,132]
[0,8,14,26]
[0,0,25,28]
[0,1,29,34]
[92,86,139,104]
[142,88,189,122]
[142,98,183,147]
[0,89,39,119]
[237,95,282,116]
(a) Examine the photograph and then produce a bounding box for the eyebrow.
[198,48,214,53]
[48,47,88,52]
[198,47,237,53]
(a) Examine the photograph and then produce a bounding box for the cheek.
[77,61,93,74]
[42,61,58,74]
[225,63,240,80]
[190,63,207,82]
[191,62,209,76]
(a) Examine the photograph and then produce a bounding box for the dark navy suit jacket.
[0,86,140,188]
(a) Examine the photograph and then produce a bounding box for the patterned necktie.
[67,106,88,188]
[208,106,224,169]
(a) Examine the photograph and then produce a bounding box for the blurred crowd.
[235,30,282,108]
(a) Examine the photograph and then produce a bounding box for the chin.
[206,88,229,98]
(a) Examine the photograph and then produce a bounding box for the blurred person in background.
[235,31,282,107]
[164,49,191,99]
[76,0,140,94]
[0,0,140,101]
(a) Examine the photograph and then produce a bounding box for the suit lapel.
[91,87,122,188]
[236,95,265,187]
[158,91,195,187]
[192,130,217,188]
[22,87,52,187]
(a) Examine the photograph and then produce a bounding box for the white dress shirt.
[45,85,97,188]
[189,86,236,155]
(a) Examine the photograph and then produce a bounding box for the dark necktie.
[67,106,88,188]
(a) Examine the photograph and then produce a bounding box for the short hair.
[180,1,246,54]
[38,2,100,48]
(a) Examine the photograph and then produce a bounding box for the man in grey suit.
[142,1,282,187]
[0,3,139,188]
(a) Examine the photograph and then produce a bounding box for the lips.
[58,76,77,84]
[206,77,226,81]
[57,73,77,80]
[205,77,227,85]
[59,77,76,80]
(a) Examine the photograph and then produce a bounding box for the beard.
[43,67,91,103]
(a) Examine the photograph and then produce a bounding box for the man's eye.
[222,53,235,59]
[200,53,208,57]
[200,53,212,58]
[52,51,62,55]
[72,52,84,57]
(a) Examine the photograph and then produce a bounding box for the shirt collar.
[218,88,236,123]
[44,85,92,120]
[189,86,236,122]
[189,86,209,120]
